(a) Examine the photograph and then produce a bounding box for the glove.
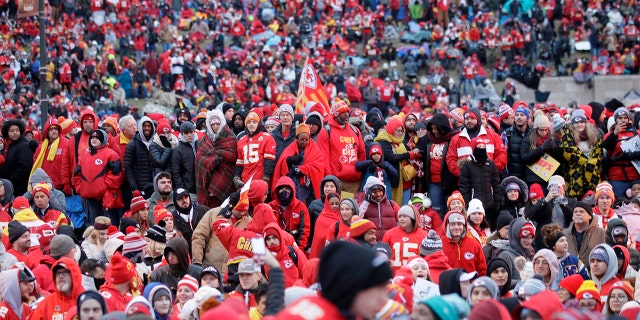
[409,151,420,160]
[541,139,554,151]
[287,154,303,166]
[159,135,171,148]
[214,157,222,168]
[233,177,245,189]
[63,185,72,196]
[292,166,302,176]
[368,160,377,173]
[220,207,232,219]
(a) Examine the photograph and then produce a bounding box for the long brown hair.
[570,121,600,147]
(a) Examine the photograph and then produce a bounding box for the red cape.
[272,140,325,200]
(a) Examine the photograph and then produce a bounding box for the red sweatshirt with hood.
[317,115,366,182]
[263,222,308,287]
[32,118,69,189]
[30,258,84,320]
[440,211,487,276]
[268,176,311,249]
[62,109,98,192]
[0,268,33,320]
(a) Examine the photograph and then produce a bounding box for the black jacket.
[520,131,563,185]
[504,125,530,181]
[171,139,198,194]
[271,124,296,160]
[150,141,173,177]
[526,196,576,251]
[459,158,503,216]
[0,136,34,196]
[172,203,210,252]
[124,132,155,192]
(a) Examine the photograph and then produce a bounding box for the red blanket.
[273,140,325,200]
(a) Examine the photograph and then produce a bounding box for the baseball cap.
[236,259,261,275]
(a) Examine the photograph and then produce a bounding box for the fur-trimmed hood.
[206,109,226,135]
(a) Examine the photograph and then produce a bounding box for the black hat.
[90,129,108,145]
[8,220,28,243]
[574,201,593,217]
[119,218,140,234]
[173,187,190,203]
[144,225,166,244]
[605,99,625,112]
[180,121,195,133]
[19,269,35,282]
[495,211,514,231]
[318,241,392,311]
[305,114,322,128]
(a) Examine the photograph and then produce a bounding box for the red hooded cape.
[272,139,325,200]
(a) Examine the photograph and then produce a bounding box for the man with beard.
[62,109,99,196]
[174,106,192,131]
[125,116,156,197]
[171,187,209,248]
[446,108,507,178]
[147,172,175,221]
[349,218,378,247]
[503,102,531,181]
[231,110,247,136]
[149,237,202,296]
[31,257,84,319]
[403,113,419,146]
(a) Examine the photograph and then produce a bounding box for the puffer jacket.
[73,137,122,204]
[459,157,503,216]
[124,116,155,192]
[171,137,199,194]
[150,133,178,177]
[0,135,33,197]
[61,109,99,193]
[271,124,296,160]
[498,176,529,221]
[605,218,640,271]
[355,176,399,240]
[504,124,530,180]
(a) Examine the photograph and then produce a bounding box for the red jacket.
[317,116,366,182]
[212,204,278,266]
[100,283,133,313]
[33,118,69,189]
[30,258,84,320]
[263,222,308,287]
[268,176,311,249]
[33,255,57,293]
[62,109,99,191]
[73,142,122,205]
[417,208,442,232]
[446,125,507,177]
[424,251,451,284]
[440,211,487,276]
[603,130,640,181]
[268,296,346,320]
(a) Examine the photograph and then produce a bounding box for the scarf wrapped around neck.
[374,130,408,203]
[30,137,60,180]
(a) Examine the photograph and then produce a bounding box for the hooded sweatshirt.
[590,244,620,302]
[356,176,399,240]
[310,193,341,259]
[149,237,202,296]
[486,257,513,297]
[24,168,66,213]
[263,222,307,287]
[32,117,69,190]
[440,211,487,276]
[0,267,33,319]
[62,109,99,192]
[496,218,533,282]
[268,176,311,249]
[30,257,84,320]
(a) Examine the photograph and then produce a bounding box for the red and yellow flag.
[294,59,330,117]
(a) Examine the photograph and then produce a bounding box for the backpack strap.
[334,221,340,241]
[74,131,82,164]
[287,245,298,267]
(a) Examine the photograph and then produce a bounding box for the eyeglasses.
[395,128,405,133]
[579,301,597,308]
[610,295,629,302]
[55,270,71,277]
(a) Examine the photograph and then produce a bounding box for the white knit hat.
[466,199,485,217]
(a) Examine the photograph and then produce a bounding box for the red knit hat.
[529,183,544,200]
[385,116,404,135]
[129,190,149,213]
[178,274,199,293]
[576,280,600,303]
[108,225,125,241]
[157,120,172,134]
[520,222,536,238]
[595,181,615,202]
[32,183,51,198]
[154,206,173,224]
[12,196,30,211]
[559,274,584,296]
[610,281,634,300]
[350,218,376,238]
[370,145,382,156]
[330,99,350,117]
[109,252,136,284]
[471,137,489,150]
[122,226,148,255]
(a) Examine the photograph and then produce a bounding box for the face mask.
[94,277,105,289]
[473,147,488,163]
[278,190,292,206]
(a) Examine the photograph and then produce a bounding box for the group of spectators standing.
[0,0,639,318]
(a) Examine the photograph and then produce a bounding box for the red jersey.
[379,85,395,102]
[236,131,276,182]
[381,226,428,271]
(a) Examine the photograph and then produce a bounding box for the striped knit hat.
[178,274,199,293]
[130,190,149,214]
[595,181,615,202]
[122,227,147,255]
[350,218,376,238]
[107,225,125,241]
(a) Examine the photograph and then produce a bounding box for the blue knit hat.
[515,106,530,119]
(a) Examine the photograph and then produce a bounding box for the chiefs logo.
[284,260,294,268]
[402,237,409,241]
[464,252,475,260]
[303,66,317,89]
[95,159,103,165]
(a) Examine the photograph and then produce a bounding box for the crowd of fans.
[1,0,640,319]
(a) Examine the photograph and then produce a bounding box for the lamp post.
[38,0,47,127]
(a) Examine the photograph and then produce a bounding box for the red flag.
[294,59,330,117]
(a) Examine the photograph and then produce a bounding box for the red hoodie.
[263,222,308,287]
[32,118,69,189]
[268,177,311,250]
[62,109,98,192]
[440,211,487,276]
[317,116,366,182]
[30,258,84,320]
[424,251,452,284]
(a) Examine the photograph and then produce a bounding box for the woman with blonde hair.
[521,110,564,188]
[121,191,151,236]
[559,109,603,198]
[81,216,112,261]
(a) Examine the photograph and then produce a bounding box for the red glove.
[409,151,420,160]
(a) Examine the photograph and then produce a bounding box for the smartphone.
[549,184,559,194]
[251,237,266,256]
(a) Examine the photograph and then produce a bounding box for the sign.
[621,135,640,174]
[18,0,38,18]
[527,153,560,181]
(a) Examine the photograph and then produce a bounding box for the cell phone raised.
[251,237,266,256]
